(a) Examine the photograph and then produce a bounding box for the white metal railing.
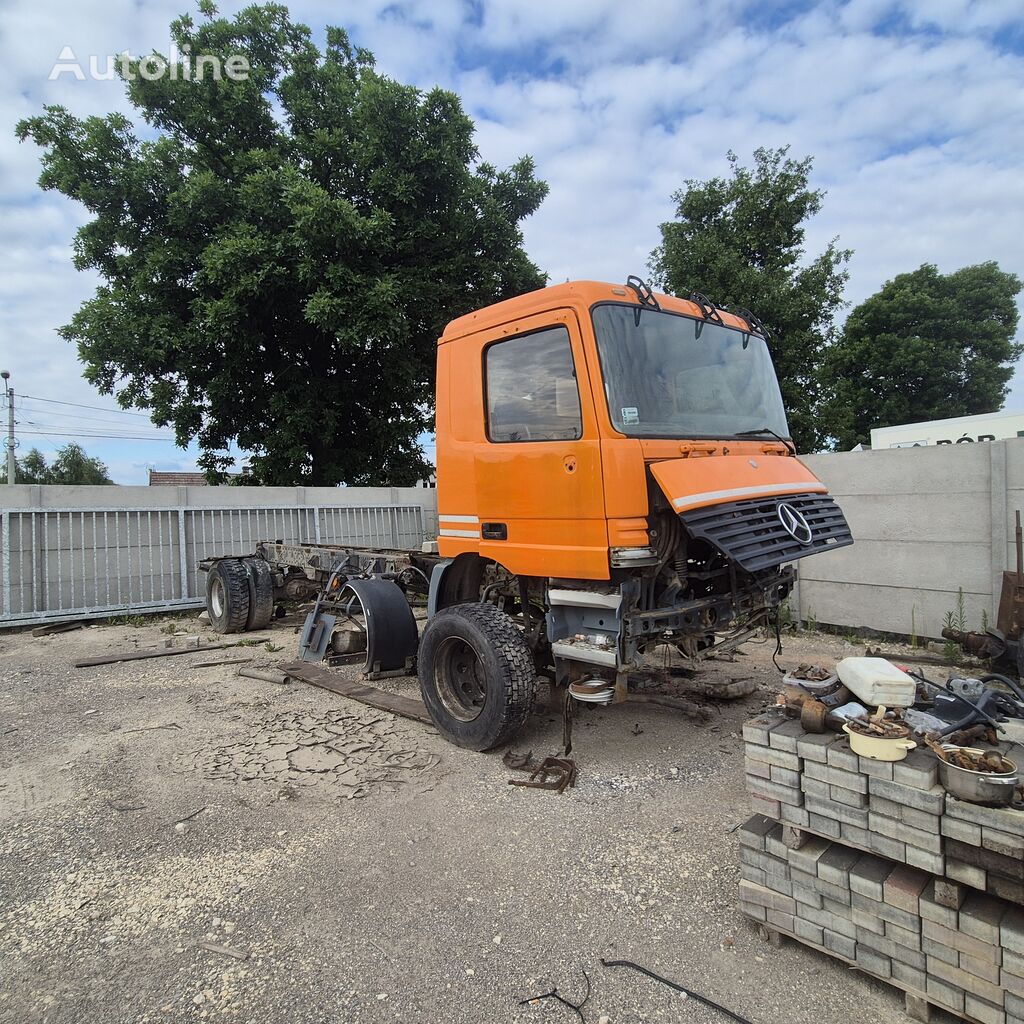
[0,503,425,626]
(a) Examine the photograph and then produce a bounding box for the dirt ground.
[0,612,950,1024]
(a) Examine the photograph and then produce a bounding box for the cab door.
[473,309,608,580]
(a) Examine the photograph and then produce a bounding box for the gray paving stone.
[920,880,959,928]
[946,857,987,891]
[788,835,831,876]
[826,738,859,772]
[739,879,796,915]
[1002,906,1024,956]
[850,853,894,901]
[750,794,782,820]
[922,934,959,966]
[904,845,944,876]
[891,959,928,997]
[892,748,939,790]
[743,714,788,747]
[965,994,1005,1024]
[793,916,824,947]
[738,814,777,850]
[857,755,895,781]
[829,783,868,809]
[926,974,965,1015]
[747,776,803,807]
[817,843,861,887]
[747,744,802,771]
[942,815,983,845]
[868,811,942,854]
[779,803,811,827]
[805,795,868,828]
[961,949,1002,985]
[823,928,857,960]
[744,757,772,780]
[808,811,842,839]
[945,797,1024,837]
[923,917,1001,964]
[868,777,945,813]
[796,732,834,763]
[960,892,1007,946]
[855,943,891,978]
[770,763,802,788]
[768,719,806,753]
[868,830,906,863]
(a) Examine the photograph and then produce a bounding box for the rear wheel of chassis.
[417,602,537,751]
[205,558,251,634]
[243,557,274,631]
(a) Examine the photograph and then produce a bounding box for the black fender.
[341,577,419,673]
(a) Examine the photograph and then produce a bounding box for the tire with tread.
[206,558,251,634]
[243,557,274,630]
[417,602,536,751]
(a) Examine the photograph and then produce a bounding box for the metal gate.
[0,504,425,627]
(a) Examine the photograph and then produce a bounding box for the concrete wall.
[797,440,1022,639]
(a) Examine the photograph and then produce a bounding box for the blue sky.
[2,0,1023,483]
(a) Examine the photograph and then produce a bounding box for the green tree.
[15,444,113,484]
[15,448,50,484]
[823,262,1023,449]
[17,4,547,486]
[650,147,850,452]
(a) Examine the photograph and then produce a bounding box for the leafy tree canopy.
[650,147,850,453]
[823,262,1023,449]
[17,3,548,485]
[16,444,113,484]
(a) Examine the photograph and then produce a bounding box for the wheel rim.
[434,635,486,722]
[210,576,225,619]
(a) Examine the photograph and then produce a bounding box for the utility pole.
[2,371,13,485]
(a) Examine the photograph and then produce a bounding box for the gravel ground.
[0,614,941,1024]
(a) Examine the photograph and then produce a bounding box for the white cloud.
[1,0,1023,484]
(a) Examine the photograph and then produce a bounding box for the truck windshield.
[591,303,791,439]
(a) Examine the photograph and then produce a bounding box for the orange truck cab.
[427,276,853,720]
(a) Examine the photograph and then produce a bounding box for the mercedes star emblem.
[777,502,813,544]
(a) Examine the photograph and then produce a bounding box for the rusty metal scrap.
[504,750,578,794]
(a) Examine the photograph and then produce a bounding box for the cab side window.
[485,326,583,443]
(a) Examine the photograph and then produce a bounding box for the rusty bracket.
[504,750,579,794]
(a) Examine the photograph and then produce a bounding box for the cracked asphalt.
[0,614,931,1024]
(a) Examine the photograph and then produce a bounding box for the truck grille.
[679,492,853,573]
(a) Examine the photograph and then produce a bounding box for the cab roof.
[438,280,761,344]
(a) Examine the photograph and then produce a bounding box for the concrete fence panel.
[0,484,437,627]
[798,440,1024,639]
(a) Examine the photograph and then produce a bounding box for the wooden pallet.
[743,909,990,1024]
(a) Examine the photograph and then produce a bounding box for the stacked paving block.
[739,816,1024,1023]
[740,710,1024,1022]
[943,801,1024,905]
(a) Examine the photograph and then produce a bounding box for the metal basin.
[938,745,1019,806]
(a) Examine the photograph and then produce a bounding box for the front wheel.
[417,603,537,750]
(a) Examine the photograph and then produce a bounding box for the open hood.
[649,454,826,513]
[650,455,853,572]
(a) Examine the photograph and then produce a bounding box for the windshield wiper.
[734,427,795,454]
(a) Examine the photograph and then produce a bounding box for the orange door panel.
[439,308,609,580]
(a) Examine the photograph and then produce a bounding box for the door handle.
[482,523,507,540]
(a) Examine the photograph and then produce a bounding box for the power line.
[20,393,155,417]
[18,429,181,442]
[22,417,176,440]
[19,401,167,429]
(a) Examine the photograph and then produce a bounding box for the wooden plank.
[281,661,431,725]
[75,643,239,667]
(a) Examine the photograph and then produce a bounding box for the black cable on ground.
[518,968,590,1023]
[600,958,754,1024]
[771,610,784,673]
